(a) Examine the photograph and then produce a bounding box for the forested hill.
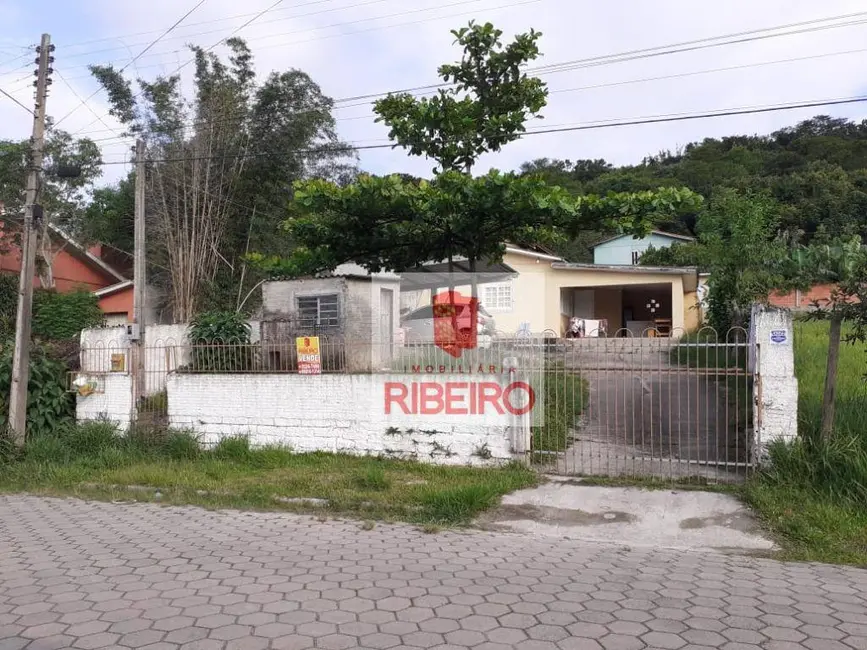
[519,115,867,262]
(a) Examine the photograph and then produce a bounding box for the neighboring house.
[0,222,141,323]
[592,230,695,265]
[400,245,701,337]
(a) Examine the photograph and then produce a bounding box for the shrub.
[189,311,253,371]
[0,346,74,438]
[32,289,105,340]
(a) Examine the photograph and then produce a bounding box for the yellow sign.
[296,336,322,375]
[110,353,126,373]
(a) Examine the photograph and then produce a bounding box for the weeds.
[0,422,538,527]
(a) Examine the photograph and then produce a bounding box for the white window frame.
[482,281,513,313]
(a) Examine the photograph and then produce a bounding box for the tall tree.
[258,22,702,282]
[90,38,354,320]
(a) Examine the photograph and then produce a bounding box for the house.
[260,263,401,371]
[0,223,141,322]
[402,245,702,337]
[592,230,695,265]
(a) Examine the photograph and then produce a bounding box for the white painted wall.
[750,305,798,458]
[75,374,133,431]
[165,373,527,465]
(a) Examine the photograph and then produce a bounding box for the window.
[297,294,339,328]
[482,282,513,312]
[631,250,640,265]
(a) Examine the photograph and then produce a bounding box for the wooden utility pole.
[132,139,146,403]
[8,34,53,444]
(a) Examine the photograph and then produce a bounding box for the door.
[380,288,394,365]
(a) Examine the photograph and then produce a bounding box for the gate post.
[749,305,798,462]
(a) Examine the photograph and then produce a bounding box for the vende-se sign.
[382,377,537,426]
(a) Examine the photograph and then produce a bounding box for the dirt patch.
[680,512,762,534]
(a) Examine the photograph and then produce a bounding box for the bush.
[0,346,74,438]
[32,289,105,340]
[189,311,253,371]
[60,420,119,456]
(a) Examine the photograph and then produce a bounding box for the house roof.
[591,230,695,248]
[48,225,127,283]
[504,245,564,262]
[550,261,699,292]
[93,280,133,297]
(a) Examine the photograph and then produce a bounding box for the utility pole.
[8,34,53,444]
[132,139,146,403]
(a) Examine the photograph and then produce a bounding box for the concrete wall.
[593,233,687,266]
[165,373,526,465]
[750,305,798,459]
[75,374,133,431]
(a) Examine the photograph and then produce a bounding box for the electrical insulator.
[35,46,41,54]
[49,44,55,52]
[46,79,52,85]
[47,67,54,74]
[33,68,39,76]
[48,56,54,63]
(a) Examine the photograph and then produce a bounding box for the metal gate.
[534,327,756,482]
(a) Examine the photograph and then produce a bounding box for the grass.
[741,320,867,566]
[531,370,588,458]
[0,423,538,526]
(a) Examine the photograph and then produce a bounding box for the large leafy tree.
[0,129,103,286]
[641,190,788,331]
[262,22,701,284]
[90,38,355,319]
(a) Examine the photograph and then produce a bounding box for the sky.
[1,0,866,186]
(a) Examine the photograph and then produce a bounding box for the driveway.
[2,495,866,650]
[560,340,750,480]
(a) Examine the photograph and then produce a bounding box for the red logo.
[384,381,535,416]
[432,290,478,358]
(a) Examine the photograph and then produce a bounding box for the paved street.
[1,496,866,650]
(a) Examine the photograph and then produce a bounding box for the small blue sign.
[770,330,788,344]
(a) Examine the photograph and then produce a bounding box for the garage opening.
[559,282,674,336]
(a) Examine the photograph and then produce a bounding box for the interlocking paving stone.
[1,496,866,650]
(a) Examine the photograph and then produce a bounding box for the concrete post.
[749,304,798,460]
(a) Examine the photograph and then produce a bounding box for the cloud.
[1,0,866,185]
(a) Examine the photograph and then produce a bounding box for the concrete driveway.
[559,340,751,480]
[2,495,866,650]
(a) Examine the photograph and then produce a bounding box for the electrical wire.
[54,69,125,137]
[0,85,34,115]
[72,43,867,148]
[92,94,867,166]
[52,0,211,129]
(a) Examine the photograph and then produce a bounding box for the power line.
[53,0,210,129]
[58,0,499,74]
[70,42,867,147]
[58,0,389,62]
[93,94,867,166]
[54,69,124,137]
[60,0,340,50]
[0,86,34,115]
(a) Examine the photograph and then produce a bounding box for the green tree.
[375,21,547,174]
[90,38,354,319]
[259,22,702,282]
[785,237,867,440]
[642,190,788,331]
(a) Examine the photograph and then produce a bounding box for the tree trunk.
[820,313,843,441]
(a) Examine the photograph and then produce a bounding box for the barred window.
[297,294,339,328]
